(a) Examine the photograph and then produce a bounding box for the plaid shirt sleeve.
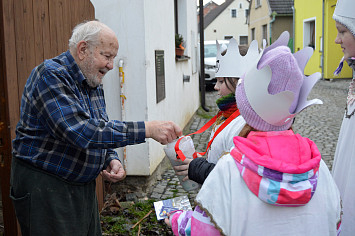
[104,148,120,169]
[32,66,146,149]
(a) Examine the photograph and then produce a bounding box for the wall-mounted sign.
[155,50,166,103]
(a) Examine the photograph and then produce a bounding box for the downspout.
[322,0,325,79]
[269,11,277,45]
[119,59,126,121]
[199,0,209,111]
[292,6,295,52]
[118,59,127,167]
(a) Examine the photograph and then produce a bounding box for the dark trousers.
[10,157,102,236]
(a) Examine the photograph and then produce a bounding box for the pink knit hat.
[235,32,322,131]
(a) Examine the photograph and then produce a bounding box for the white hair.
[68,21,110,51]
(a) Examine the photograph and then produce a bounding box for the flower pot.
[175,48,184,58]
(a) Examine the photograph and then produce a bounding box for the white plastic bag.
[164,136,199,191]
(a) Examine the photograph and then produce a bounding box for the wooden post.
[0,1,96,235]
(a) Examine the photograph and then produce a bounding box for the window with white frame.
[304,18,316,49]
[256,0,261,8]
[262,24,267,42]
[231,9,237,18]
[174,0,187,53]
[240,36,248,45]
[251,28,255,41]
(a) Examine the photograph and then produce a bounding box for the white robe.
[207,115,246,164]
[197,154,342,236]
[332,91,355,236]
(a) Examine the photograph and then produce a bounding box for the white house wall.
[204,0,249,42]
[91,0,199,175]
[144,0,199,174]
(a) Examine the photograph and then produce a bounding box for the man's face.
[80,30,118,88]
[335,22,355,61]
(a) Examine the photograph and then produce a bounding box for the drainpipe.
[119,59,126,120]
[269,11,277,45]
[199,0,209,112]
[321,0,325,79]
[118,59,127,166]
[292,6,295,52]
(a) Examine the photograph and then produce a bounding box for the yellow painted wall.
[294,0,323,75]
[324,0,352,79]
[294,0,352,79]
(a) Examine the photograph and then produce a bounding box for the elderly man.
[10,20,182,235]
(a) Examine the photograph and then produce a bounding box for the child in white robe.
[165,32,342,236]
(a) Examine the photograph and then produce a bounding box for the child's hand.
[164,213,172,227]
[173,158,193,181]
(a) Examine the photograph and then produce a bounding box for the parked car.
[204,40,229,85]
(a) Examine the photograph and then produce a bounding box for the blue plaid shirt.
[12,51,146,183]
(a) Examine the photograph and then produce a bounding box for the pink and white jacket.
[170,130,342,236]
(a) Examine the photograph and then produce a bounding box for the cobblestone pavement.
[149,78,351,203]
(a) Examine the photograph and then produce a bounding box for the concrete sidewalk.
[148,78,350,202]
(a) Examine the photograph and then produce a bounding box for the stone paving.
[148,78,351,203]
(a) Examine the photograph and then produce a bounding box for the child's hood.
[231,130,321,206]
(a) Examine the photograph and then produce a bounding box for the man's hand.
[173,158,193,181]
[101,159,126,183]
[145,121,182,145]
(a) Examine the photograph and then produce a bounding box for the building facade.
[248,0,293,49]
[92,0,200,175]
[204,0,249,44]
[294,0,352,79]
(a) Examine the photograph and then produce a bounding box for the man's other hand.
[101,159,126,182]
